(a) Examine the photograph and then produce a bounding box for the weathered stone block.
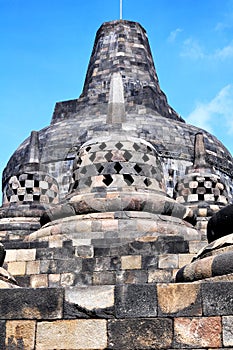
[158,254,178,269]
[142,255,158,269]
[108,318,172,349]
[93,271,116,285]
[121,255,142,269]
[8,261,26,276]
[65,285,114,311]
[157,283,202,316]
[36,320,107,349]
[48,273,60,287]
[116,270,147,284]
[148,269,172,283]
[115,284,157,318]
[26,260,40,275]
[75,245,94,258]
[30,274,48,288]
[60,272,75,286]
[5,249,17,263]
[0,288,63,319]
[6,320,36,349]
[202,282,233,315]
[174,317,222,348]
[222,316,233,346]
[16,249,36,262]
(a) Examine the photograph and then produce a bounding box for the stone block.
[121,255,142,269]
[142,255,158,269]
[65,285,114,312]
[116,270,148,284]
[158,254,178,269]
[16,249,36,262]
[157,283,202,316]
[108,318,172,349]
[8,261,26,276]
[5,249,17,262]
[0,288,63,319]
[74,272,92,286]
[48,273,60,287]
[30,274,48,288]
[60,272,75,286]
[174,317,222,348]
[93,271,116,285]
[36,248,54,260]
[36,320,107,349]
[26,260,40,275]
[56,258,82,274]
[148,269,172,283]
[6,320,36,349]
[202,282,233,315]
[75,245,94,258]
[222,316,233,346]
[115,284,157,318]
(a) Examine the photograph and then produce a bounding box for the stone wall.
[2,218,203,288]
[1,282,233,349]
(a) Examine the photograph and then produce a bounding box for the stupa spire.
[107,72,126,123]
[77,20,183,122]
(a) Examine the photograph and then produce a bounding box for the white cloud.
[167,28,182,43]
[180,38,205,59]
[214,43,233,59]
[186,85,233,134]
[180,38,233,61]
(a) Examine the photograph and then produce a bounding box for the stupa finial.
[193,132,207,168]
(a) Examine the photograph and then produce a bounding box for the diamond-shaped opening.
[123,150,132,161]
[103,174,113,186]
[144,178,152,187]
[89,153,96,162]
[114,162,123,174]
[142,154,149,162]
[20,180,25,187]
[18,195,24,202]
[26,188,33,194]
[84,178,92,187]
[96,164,104,174]
[123,174,134,185]
[99,142,107,150]
[151,167,156,175]
[115,142,123,150]
[134,164,142,174]
[105,151,112,162]
[80,167,87,174]
[28,174,33,180]
[133,143,140,151]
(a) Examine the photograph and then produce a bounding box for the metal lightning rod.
[120,0,123,19]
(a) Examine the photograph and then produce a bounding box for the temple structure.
[0,20,233,349]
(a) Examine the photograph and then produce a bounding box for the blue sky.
[1,0,233,196]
